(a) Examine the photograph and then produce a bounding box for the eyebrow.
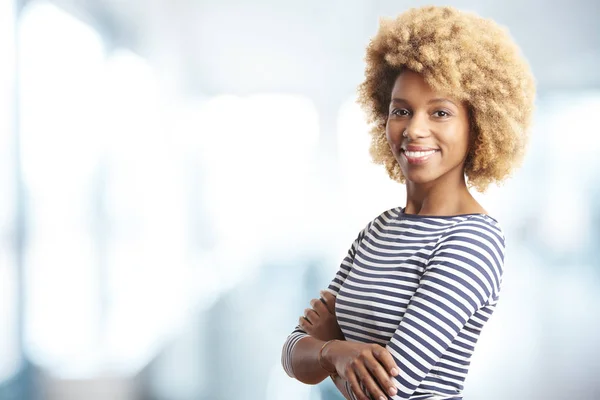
[391,98,458,107]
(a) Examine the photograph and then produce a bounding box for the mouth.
[400,148,439,165]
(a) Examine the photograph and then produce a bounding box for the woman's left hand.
[299,291,345,341]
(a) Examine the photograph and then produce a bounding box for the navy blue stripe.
[410,295,467,329]
[453,338,475,352]
[438,235,500,274]
[341,279,414,301]
[371,225,447,241]
[336,299,405,322]
[397,321,440,356]
[396,334,437,368]
[422,267,485,308]
[418,279,476,314]
[423,375,464,391]
[340,289,409,309]
[436,242,499,292]
[441,227,504,273]
[378,212,455,228]
[356,250,430,271]
[429,367,465,382]
[374,219,453,236]
[418,382,461,395]
[355,247,430,268]
[446,346,472,359]
[388,340,430,375]
[362,232,437,252]
[387,345,425,382]
[461,325,481,336]
[400,316,448,349]
[367,226,444,245]
[337,315,396,336]
[439,354,471,367]
[330,278,345,288]
[403,308,457,342]
[435,361,469,374]
[345,275,417,296]
[344,331,385,345]
[444,223,504,249]
[429,256,492,301]
[339,321,392,342]
[457,331,478,344]
[478,306,493,317]
[467,318,484,329]
[336,299,402,325]
[350,263,421,283]
[353,254,424,273]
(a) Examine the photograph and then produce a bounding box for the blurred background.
[1,0,599,399]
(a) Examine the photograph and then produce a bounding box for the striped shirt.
[282,206,505,400]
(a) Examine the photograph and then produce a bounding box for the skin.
[300,292,351,399]
[387,69,486,216]
[290,70,488,400]
[294,292,399,400]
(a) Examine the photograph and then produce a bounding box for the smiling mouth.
[402,150,438,158]
[401,149,439,164]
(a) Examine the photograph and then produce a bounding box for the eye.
[433,110,451,118]
[391,108,410,117]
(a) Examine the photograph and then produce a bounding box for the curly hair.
[357,6,536,192]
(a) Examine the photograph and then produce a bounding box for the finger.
[365,354,398,398]
[354,363,388,400]
[320,290,337,314]
[299,316,311,330]
[304,308,319,323]
[346,369,370,400]
[372,345,399,377]
[310,298,328,316]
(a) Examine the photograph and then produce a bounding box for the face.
[386,70,471,186]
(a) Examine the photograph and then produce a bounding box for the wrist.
[319,339,340,374]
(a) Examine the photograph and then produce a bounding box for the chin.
[402,171,440,185]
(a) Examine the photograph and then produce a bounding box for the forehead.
[391,70,438,96]
[390,70,464,110]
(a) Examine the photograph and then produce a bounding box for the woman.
[281,5,535,400]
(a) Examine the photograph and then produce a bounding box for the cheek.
[385,127,393,148]
[444,130,470,159]
[385,123,400,147]
[460,132,472,157]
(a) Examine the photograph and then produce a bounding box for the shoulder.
[373,206,404,222]
[433,215,506,274]
[432,215,506,296]
[442,214,505,251]
[358,206,404,233]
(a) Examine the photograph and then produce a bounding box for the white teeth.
[404,150,436,158]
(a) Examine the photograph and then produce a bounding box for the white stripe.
[281,208,505,400]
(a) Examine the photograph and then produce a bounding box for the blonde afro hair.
[358,6,536,192]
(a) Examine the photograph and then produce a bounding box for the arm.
[304,293,394,400]
[284,336,333,384]
[283,219,401,400]
[300,292,351,398]
[385,219,505,399]
[282,222,369,381]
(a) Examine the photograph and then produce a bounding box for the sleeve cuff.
[281,332,309,378]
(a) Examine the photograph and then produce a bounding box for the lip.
[401,148,439,165]
[402,145,439,152]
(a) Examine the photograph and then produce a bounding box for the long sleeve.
[281,221,371,378]
[385,218,505,399]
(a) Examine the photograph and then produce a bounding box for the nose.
[404,114,431,140]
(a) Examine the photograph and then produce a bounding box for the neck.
[404,172,472,216]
